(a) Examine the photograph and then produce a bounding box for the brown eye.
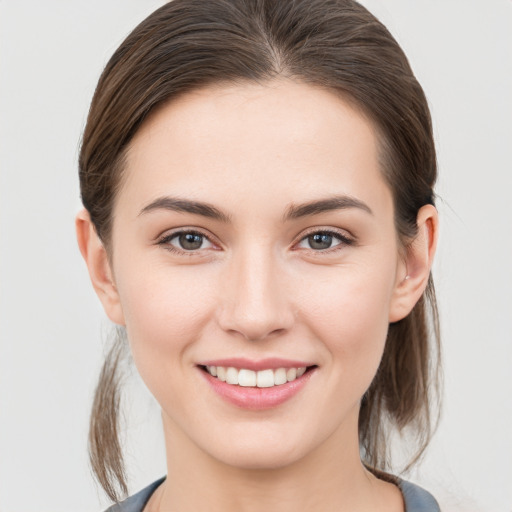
[296,230,353,252]
[178,233,204,250]
[308,233,335,250]
[160,231,214,252]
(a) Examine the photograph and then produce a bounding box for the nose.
[217,246,295,341]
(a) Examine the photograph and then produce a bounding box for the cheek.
[115,264,214,376]
[297,261,396,375]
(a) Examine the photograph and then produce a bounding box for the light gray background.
[1,1,511,511]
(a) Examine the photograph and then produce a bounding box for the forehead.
[120,79,390,217]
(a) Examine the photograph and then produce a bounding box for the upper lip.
[198,357,315,371]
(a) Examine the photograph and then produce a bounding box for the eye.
[296,230,353,251]
[159,230,214,252]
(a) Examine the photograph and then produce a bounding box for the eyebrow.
[138,194,372,222]
[284,195,373,220]
[139,197,231,223]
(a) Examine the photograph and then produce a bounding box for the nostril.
[216,275,295,341]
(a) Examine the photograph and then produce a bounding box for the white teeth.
[205,365,311,387]
[257,369,274,388]
[226,367,239,385]
[216,366,227,382]
[238,369,256,387]
[286,367,297,381]
[274,368,287,385]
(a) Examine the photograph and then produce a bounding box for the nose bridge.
[218,242,293,341]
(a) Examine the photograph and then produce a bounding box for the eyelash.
[157,229,215,256]
[156,228,355,255]
[296,228,355,254]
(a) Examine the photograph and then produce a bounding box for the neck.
[147,412,403,512]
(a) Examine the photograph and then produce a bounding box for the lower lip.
[199,367,316,410]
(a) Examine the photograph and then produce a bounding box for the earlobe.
[389,204,439,323]
[75,209,125,325]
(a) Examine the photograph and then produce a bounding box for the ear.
[75,209,125,325]
[389,204,439,323]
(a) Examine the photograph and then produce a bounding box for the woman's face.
[107,80,408,469]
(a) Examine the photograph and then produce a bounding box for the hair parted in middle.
[79,0,441,501]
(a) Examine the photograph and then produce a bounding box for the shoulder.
[103,477,165,512]
[101,476,439,512]
[397,479,441,512]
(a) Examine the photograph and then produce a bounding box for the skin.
[77,79,438,512]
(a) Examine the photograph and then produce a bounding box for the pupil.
[180,233,203,250]
[309,233,332,250]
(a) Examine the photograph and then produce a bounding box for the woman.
[76,0,441,510]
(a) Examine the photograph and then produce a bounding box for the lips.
[198,358,317,410]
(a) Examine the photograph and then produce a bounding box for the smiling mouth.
[200,365,316,388]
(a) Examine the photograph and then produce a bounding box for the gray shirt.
[104,476,441,511]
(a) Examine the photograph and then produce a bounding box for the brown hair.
[79,0,441,501]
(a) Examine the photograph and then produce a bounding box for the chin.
[209,442,305,471]
[194,420,329,472]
